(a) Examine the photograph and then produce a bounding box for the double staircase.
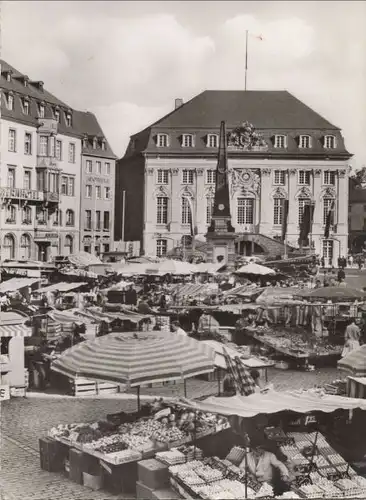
[237,233,298,258]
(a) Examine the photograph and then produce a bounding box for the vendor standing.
[342,319,361,357]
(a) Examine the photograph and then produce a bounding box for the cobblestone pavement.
[1,367,339,500]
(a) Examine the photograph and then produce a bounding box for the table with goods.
[240,326,342,364]
[40,398,230,494]
[157,428,366,500]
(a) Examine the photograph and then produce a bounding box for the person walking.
[342,319,361,357]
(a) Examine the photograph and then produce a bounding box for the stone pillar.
[312,168,322,255]
[337,168,348,257]
[259,168,272,234]
[195,168,205,236]
[170,168,181,234]
[287,168,298,246]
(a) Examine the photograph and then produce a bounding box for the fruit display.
[255,482,274,498]
[327,453,346,465]
[275,492,300,499]
[156,449,186,465]
[196,465,223,483]
[169,461,203,476]
[177,469,205,487]
[177,444,204,461]
[312,455,329,468]
[297,484,324,499]
[313,478,344,498]
[217,479,256,499]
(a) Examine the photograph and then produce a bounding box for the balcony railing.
[0,186,44,202]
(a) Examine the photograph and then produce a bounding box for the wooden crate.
[71,378,97,396]
[96,382,119,395]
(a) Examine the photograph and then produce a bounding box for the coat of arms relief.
[229,168,261,198]
[227,121,268,151]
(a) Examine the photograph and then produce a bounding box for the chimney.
[175,98,183,109]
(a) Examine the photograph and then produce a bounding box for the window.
[101,140,106,151]
[274,170,285,185]
[157,134,169,147]
[7,93,14,110]
[54,109,60,123]
[181,197,192,224]
[49,136,55,158]
[96,211,101,230]
[298,198,309,226]
[96,161,101,174]
[273,198,285,225]
[6,205,16,223]
[55,140,62,160]
[49,172,57,192]
[39,135,48,156]
[157,197,168,224]
[8,129,16,152]
[274,135,286,148]
[207,134,218,148]
[103,211,110,231]
[22,206,32,224]
[86,185,92,198]
[86,160,92,173]
[237,198,254,225]
[156,239,167,258]
[20,234,31,259]
[206,169,216,184]
[7,167,15,188]
[298,170,311,185]
[23,99,29,115]
[61,176,68,195]
[206,197,214,224]
[323,198,335,226]
[322,240,334,266]
[299,135,311,149]
[157,169,169,185]
[68,177,75,196]
[66,209,75,226]
[65,114,72,127]
[3,234,15,259]
[54,209,62,226]
[182,134,194,148]
[105,162,111,175]
[182,169,194,184]
[36,207,47,224]
[95,186,101,199]
[23,170,31,190]
[24,133,32,155]
[323,171,336,185]
[104,187,111,199]
[85,210,92,230]
[324,135,336,149]
[68,143,76,163]
[64,235,73,255]
[38,103,45,118]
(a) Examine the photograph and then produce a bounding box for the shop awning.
[48,310,84,324]
[37,282,88,294]
[0,278,40,294]
[68,251,102,268]
[0,324,33,337]
[178,390,366,417]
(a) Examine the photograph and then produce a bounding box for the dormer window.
[22,98,30,115]
[101,139,106,151]
[83,136,88,148]
[207,134,218,148]
[274,135,287,148]
[38,103,45,118]
[7,93,14,110]
[93,137,98,149]
[4,70,12,82]
[324,135,336,149]
[157,134,169,148]
[54,108,60,123]
[23,76,29,87]
[65,113,72,127]
[299,135,311,149]
[182,134,194,148]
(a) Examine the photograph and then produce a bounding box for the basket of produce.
[275,361,289,370]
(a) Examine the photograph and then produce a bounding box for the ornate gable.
[227,121,268,151]
[321,186,337,198]
[153,185,170,198]
[271,187,287,199]
[295,186,313,199]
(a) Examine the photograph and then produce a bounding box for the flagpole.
[245,30,249,91]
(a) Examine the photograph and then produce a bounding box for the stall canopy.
[256,287,304,306]
[0,324,33,337]
[235,263,275,276]
[68,252,102,268]
[51,331,215,387]
[194,263,225,274]
[178,390,366,417]
[37,282,88,294]
[299,285,366,301]
[153,260,199,275]
[338,345,366,377]
[0,277,40,294]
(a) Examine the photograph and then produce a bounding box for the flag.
[281,199,289,241]
[299,202,315,247]
[324,200,335,239]
[183,195,197,237]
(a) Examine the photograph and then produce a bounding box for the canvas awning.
[0,324,33,337]
[37,282,88,294]
[0,278,40,294]
[178,390,366,417]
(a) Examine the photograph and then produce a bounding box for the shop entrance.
[322,239,334,267]
[37,242,50,262]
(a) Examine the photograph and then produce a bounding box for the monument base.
[205,232,237,268]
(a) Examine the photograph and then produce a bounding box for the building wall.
[0,117,81,260]
[80,155,115,254]
[349,203,366,232]
[142,157,349,264]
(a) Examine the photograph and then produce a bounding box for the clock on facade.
[218,204,225,211]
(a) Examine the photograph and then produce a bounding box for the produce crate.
[102,460,138,494]
[152,487,181,500]
[10,386,27,397]
[96,382,119,395]
[39,437,69,473]
[136,480,155,500]
[138,459,170,491]
[69,448,84,485]
[70,378,97,396]
[83,472,103,491]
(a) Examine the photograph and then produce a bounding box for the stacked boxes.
[136,458,179,500]
[39,437,68,472]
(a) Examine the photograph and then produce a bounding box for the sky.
[1,1,365,169]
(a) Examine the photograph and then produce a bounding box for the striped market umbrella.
[51,331,215,405]
[338,345,366,377]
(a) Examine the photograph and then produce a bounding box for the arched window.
[66,209,75,226]
[20,233,31,259]
[64,235,73,255]
[3,234,15,259]
[22,206,32,224]
[181,197,193,224]
[6,205,16,223]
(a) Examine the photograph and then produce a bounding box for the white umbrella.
[235,263,275,276]
[153,259,199,275]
